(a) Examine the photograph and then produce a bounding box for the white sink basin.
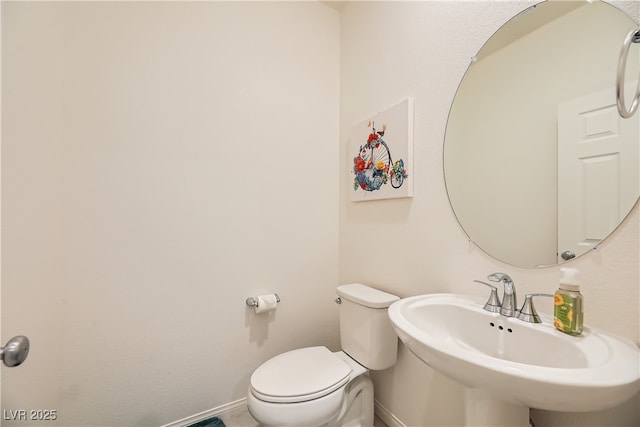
[388,293,640,413]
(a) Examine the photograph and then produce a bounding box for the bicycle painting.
[349,99,413,202]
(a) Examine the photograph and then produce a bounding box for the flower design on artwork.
[352,122,407,192]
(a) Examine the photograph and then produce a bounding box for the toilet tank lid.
[337,283,399,308]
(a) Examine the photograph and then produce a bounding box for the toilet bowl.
[248,347,371,427]
[247,284,399,427]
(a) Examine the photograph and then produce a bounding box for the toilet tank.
[336,283,400,370]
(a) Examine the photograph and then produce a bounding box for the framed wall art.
[349,98,414,202]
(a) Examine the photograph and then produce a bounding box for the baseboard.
[374,399,407,427]
[164,397,405,427]
[162,398,248,427]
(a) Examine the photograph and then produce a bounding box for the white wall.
[3,1,639,427]
[339,1,639,426]
[1,2,340,426]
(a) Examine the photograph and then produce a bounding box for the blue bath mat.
[187,416,226,427]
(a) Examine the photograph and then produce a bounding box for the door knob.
[1,335,30,367]
[561,251,576,260]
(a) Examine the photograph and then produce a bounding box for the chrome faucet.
[487,273,518,317]
[476,273,553,323]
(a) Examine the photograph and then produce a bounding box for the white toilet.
[247,284,399,427]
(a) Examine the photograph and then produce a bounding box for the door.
[557,86,639,262]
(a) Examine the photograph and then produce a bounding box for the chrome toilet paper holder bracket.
[246,294,280,308]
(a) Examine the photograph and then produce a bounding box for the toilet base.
[330,374,374,427]
[248,386,344,427]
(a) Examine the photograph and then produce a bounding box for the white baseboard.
[162,398,248,427]
[164,397,405,427]
[374,399,407,427]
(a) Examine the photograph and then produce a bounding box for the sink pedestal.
[465,388,529,427]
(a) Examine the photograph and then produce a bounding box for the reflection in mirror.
[444,0,639,268]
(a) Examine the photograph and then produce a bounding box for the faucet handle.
[517,293,554,323]
[473,280,502,313]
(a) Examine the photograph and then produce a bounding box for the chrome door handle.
[561,251,576,260]
[1,336,30,367]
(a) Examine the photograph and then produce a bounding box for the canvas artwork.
[349,98,414,201]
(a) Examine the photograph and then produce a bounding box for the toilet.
[247,284,399,427]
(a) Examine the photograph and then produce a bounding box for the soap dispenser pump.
[553,267,584,336]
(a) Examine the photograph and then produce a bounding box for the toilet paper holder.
[246,294,280,308]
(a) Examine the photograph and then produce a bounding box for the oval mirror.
[444,0,639,268]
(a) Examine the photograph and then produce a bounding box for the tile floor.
[217,408,259,427]
[218,408,388,427]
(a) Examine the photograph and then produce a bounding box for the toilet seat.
[250,346,351,403]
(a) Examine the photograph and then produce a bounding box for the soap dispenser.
[553,267,584,336]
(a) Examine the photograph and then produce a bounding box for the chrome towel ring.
[617,28,640,118]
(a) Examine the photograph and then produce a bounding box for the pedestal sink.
[388,294,640,426]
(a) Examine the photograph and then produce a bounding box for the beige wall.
[339,1,639,426]
[2,1,639,427]
[1,2,340,426]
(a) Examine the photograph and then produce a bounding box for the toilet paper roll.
[254,294,278,314]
